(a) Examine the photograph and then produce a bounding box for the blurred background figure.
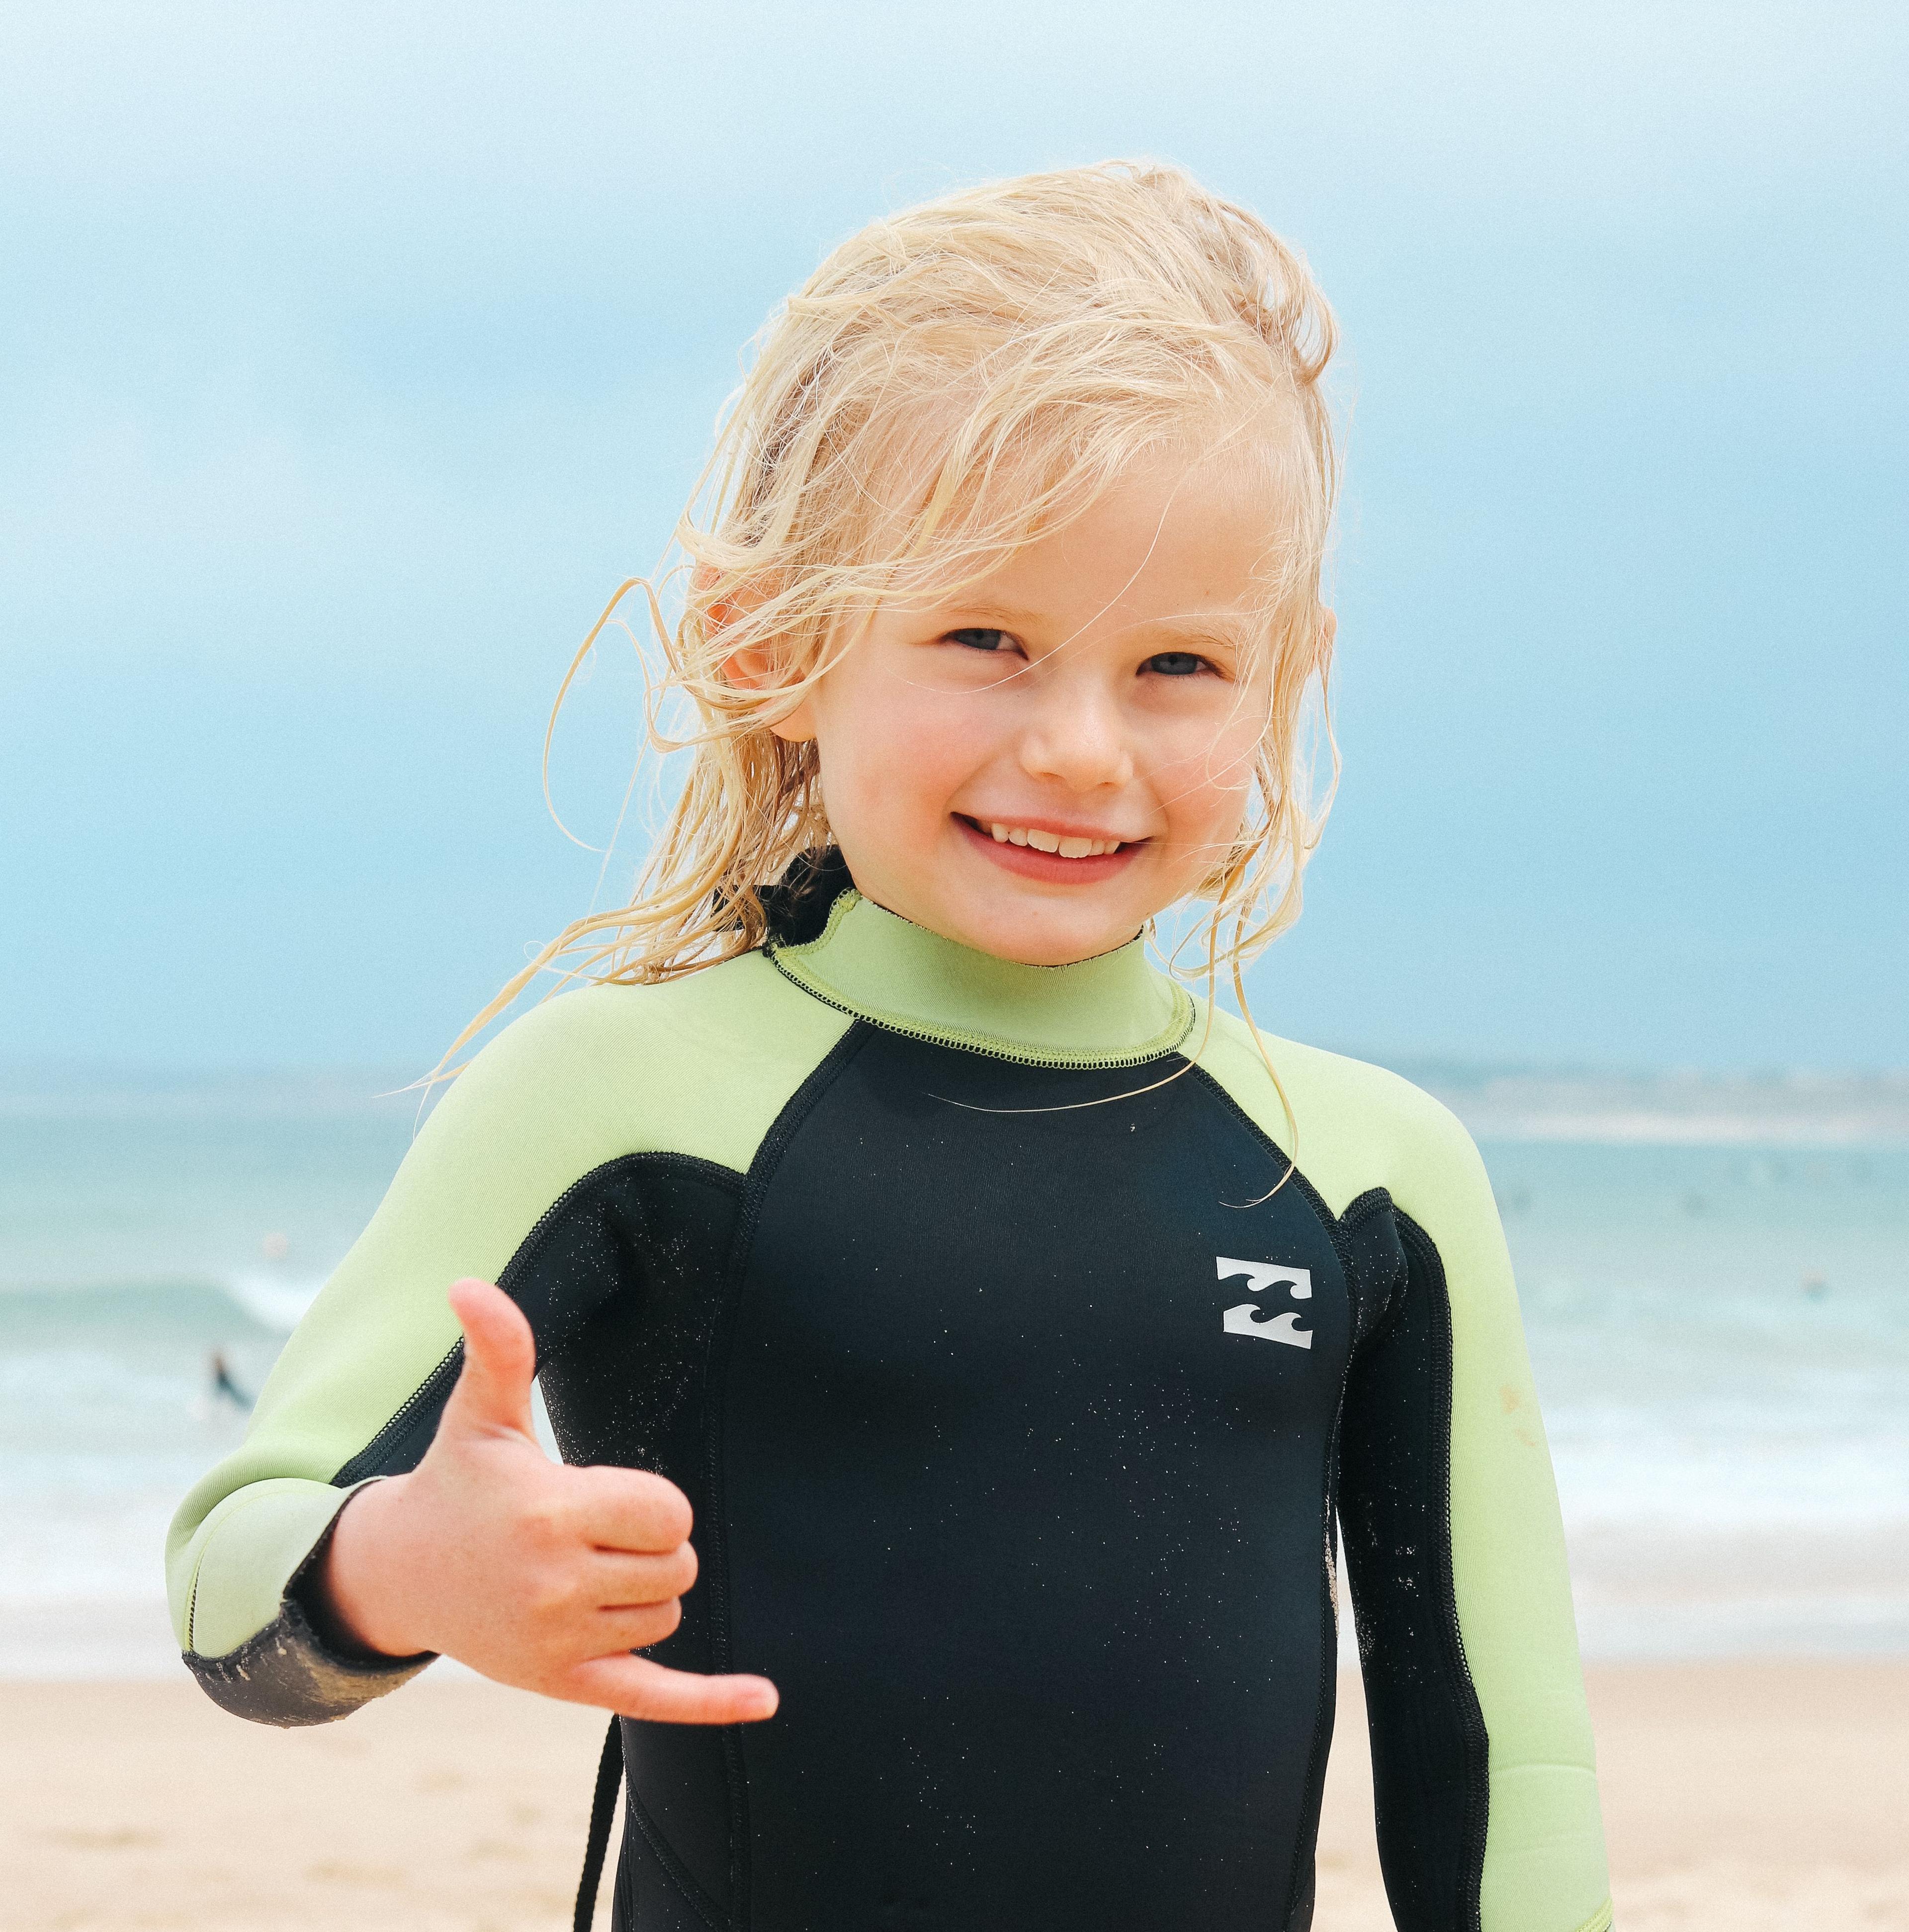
[205,1349,251,1413]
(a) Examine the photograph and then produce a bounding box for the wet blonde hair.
[457,159,1339,1060]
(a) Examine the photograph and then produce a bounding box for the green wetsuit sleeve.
[165,955,851,1726]
[1193,1011,1612,1932]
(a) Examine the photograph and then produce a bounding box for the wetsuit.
[168,873,1612,1932]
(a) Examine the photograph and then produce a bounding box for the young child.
[169,163,1611,1932]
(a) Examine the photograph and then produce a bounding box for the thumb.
[442,1277,538,1441]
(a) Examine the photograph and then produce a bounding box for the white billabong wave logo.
[1217,1257,1313,1348]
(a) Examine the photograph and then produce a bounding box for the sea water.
[2,1064,1904,1674]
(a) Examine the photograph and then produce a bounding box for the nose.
[1018,679,1134,793]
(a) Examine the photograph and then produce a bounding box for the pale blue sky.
[3,3,1904,1070]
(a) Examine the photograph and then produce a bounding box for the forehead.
[945,444,1279,636]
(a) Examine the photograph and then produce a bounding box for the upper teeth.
[988,824,1124,858]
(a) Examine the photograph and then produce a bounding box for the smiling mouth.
[955,816,1139,860]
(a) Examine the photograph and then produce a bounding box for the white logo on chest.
[1216,1257,1313,1348]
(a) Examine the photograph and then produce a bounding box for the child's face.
[774,448,1309,966]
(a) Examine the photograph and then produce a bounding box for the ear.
[1320,607,1338,650]
[696,564,818,744]
[725,643,818,744]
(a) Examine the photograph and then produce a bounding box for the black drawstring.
[573,1716,624,1932]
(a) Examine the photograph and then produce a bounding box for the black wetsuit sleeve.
[164,964,850,1726]
[1335,1106,1609,1932]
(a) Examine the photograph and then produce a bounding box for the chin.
[952,902,1142,967]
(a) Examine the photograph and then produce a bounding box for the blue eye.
[947,628,1012,652]
[1145,651,1208,677]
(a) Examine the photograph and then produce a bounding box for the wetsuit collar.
[766,888,1195,1068]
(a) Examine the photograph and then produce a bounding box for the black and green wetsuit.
[168,873,1612,1932]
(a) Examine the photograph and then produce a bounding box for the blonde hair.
[456,160,1339,1062]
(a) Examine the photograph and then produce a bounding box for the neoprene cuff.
[182,1481,434,1726]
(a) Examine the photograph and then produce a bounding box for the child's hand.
[312,1277,778,1725]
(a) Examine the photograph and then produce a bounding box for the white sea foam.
[225,1271,325,1333]
[1420,1066,1909,1147]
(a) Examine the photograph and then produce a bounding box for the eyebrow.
[941,602,1254,652]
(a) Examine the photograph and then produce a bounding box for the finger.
[563,1464,694,1552]
[586,1543,697,1606]
[587,1598,684,1651]
[563,1654,779,1726]
[442,1278,538,1440]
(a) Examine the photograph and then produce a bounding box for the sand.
[4,1663,1905,1929]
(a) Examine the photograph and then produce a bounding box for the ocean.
[3,1060,1905,1677]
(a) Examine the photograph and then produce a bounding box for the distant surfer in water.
[207,1349,252,1411]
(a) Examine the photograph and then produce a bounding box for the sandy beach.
[4,1662,1904,1929]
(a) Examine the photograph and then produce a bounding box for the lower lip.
[954,815,1144,882]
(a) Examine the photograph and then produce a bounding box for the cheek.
[1154,710,1263,842]
[813,677,988,826]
